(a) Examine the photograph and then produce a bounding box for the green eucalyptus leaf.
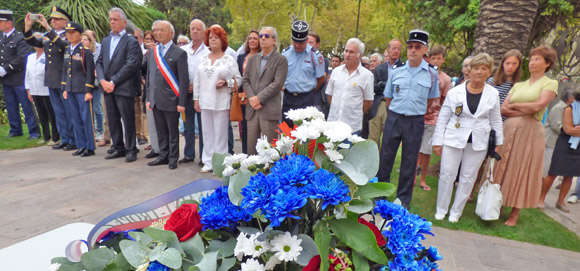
[143,228,184,255]
[354,182,396,199]
[228,169,253,205]
[193,250,218,271]
[314,222,331,271]
[181,234,204,263]
[156,247,183,269]
[81,247,115,271]
[128,231,153,247]
[212,153,227,178]
[353,251,370,271]
[344,140,380,178]
[218,257,236,271]
[296,234,319,266]
[51,257,85,271]
[108,252,131,271]
[328,218,388,265]
[334,160,369,185]
[208,238,236,258]
[119,240,148,268]
[347,199,374,213]
[222,175,230,186]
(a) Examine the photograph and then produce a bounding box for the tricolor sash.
[153,45,179,97]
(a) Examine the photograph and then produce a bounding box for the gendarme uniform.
[281,20,325,124]
[62,22,96,157]
[23,6,77,149]
[376,29,440,208]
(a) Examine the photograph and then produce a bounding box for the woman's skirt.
[493,115,545,209]
[548,132,580,177]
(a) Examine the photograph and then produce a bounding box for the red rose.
[358,217,386,247]
[164,203,203,241]
[303,255,342,271]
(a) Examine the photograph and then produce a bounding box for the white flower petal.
[270,232,303,262]
[49,263,62,271]
[241,258,266,271]
[325,149,344,164]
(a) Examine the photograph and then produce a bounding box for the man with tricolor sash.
[145,20,189,170]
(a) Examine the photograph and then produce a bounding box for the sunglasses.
[259,33,272,39]
[406,44,424,50]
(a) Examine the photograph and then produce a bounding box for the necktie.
[159,44,164,57]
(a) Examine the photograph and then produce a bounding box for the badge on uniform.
[353,82,357,87]
[72,53,82,61]
[454,103,463,128]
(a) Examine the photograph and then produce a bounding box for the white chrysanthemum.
[223,153,248,167]
[135,262,148,271]
[284,106,325,122]
[276,136,296,154]
[325,149,344,164]
[323,141,336,150]
[255,135,272,155]
[234,233,254,260]
[259,148,280,164]
[246,232,272,258]
[323,121,353,143]
[264,255,281,270]
[270,232,303,262]
[349,134,365,143]
[241,155,262,169]
[292,125,321,143]
[222,166,237,177]
[49,263,62,271]
[241,258,266,271]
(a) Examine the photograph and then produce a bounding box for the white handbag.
[475,159,503,221]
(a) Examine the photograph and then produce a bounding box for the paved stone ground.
[1,129,579,270]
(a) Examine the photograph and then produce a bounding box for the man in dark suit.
[0,10,39,139]
[23,6,73,149]
[145,20,189,170]
[96,8,143,162]
[243,26,288,155]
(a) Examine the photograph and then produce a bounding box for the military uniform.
[23,6,76,149]
[61,22,96,157]
[281,21,325,125]
[0,10,40,138]
[376,29,440,208]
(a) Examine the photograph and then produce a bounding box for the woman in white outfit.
[194,26,242,173]
[432,53,503,223]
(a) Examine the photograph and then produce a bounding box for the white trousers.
[201,109,229,168]
[436,143,487,218]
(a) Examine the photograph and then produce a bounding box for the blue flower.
[388,254,419,271]
[383,213,433,258]
[369,177,378,183]
[374,200,408,221]
[147,261,169,271]
[270,154,315,188]
[199,186,252,230]
[240,173,280,213]
[305,169,351,210]
[427,246,443,262]
[417,257,442,271]
[262,187,308,227]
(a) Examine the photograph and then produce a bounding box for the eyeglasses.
[406,44,424,50]
[178,42,188,46]
[259,33,272,39]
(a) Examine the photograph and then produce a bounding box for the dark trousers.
[241,105,247,154]
[2,84,40,137]
[282,90,319,127]
[68,92,95,150]
[183,97,204,159]
[377,110,424,205]
[361,112,371,139]
[153,106,180,163]
[228,121,234,154]
[49,87,75,145]
[104,93,137,154]
[32,95,59,142]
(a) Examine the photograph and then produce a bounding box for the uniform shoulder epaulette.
[429,64,438,70]
[393,62,405,69]
[282,46,291,53]
[311,47,319,54]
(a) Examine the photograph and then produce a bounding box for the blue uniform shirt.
[282,44,325,93]
[383,59,439,116]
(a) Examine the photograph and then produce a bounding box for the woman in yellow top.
[495,46,558,226]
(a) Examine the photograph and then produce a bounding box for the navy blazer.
[61,45,95,93]
[24,29,67,89]
[0,30,32,86]
[96,33,142,97]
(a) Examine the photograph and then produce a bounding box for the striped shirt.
[487,77,513,121]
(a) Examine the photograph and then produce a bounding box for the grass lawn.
[387,148,580,252]
[0,125,47,150]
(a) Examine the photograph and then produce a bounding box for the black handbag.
[487,130,502,160]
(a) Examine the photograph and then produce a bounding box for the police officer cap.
[291,20,309,42]
[65,22,83,33]
[408,29,429,45]
[0,10,14,21]
[50,6,71,22]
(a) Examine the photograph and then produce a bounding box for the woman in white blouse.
[194,26,242,173]
[432,53,503,223]
[25,32,59,145]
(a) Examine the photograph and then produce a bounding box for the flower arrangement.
[51,107,442,271]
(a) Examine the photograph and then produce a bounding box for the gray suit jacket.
[145,44,189,112]
[242,50,288,121]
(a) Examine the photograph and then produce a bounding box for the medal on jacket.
[454,104,463,128]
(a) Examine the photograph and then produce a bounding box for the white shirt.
[109,30,126,59]
[326,63,374,131]
[25,52,50,96]
[193,54,242,110]
[181,42,210,86]
[158,40,173,56]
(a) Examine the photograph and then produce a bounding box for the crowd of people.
[1,6,579,227]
